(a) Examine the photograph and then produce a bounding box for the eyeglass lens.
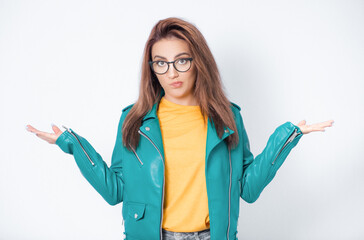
[152,58,191,74]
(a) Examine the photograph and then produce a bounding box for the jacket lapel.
[138,100,165,160]
[206,116,235,162]
[139,89,235,164]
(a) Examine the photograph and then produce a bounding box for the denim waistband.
[162,228,211,240]
[162,228,210,234]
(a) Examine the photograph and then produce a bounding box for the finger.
[26,125,53,138]
[317,120,334,129]
[304,123,324,133]
[51,123,63,134]
[311,124,331,132]
[296,120,306,126]
[26,124,41,134]
[320,120,334,130]
[35,131,56,142]
[318,120,334,127]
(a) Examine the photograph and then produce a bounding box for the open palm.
[26,124,64,144]
[295,119,334,134]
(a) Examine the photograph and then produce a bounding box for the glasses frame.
[148,57,194,75]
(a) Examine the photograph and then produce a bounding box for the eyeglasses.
[149,57,193,75]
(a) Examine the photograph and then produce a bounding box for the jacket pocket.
[127,202,146,221]
[123,202,148,239]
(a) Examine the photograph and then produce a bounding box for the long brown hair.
[122,17,239,152]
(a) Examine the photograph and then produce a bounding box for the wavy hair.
[122,17,239,152]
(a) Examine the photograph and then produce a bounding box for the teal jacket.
[56,94,303,240]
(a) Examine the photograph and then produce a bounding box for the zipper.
[138,129,165,240]
[122,219,126,239]
[130,146,144,166]
[271,128,300,165]
[227,147,232,240]
[237,179,241,228]
[62,125,95,166]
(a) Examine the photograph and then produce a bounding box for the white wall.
[1,0,363,239]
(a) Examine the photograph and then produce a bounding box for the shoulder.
[122,103,135,112]
[229,101,244,128]
[116,103,135,128]
[229,101,241,112]
[119,103,135,123]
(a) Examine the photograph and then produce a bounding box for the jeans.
[162,228,211,240]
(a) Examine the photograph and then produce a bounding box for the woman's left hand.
[295,120,334,135]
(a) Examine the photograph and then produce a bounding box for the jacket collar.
[142,88,165,122]
[142,99,159,122]
[139,89,235,161]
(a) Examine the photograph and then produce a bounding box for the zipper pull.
[271,128,298,165]
[62,125,72,133]
[287,128,298,142]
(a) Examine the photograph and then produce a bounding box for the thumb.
[51,123,62,135]
[296,120,306,126]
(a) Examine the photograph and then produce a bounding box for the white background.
[1,0,363,239]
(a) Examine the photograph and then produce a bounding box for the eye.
[177,58,187,64]
[156,61,166,67]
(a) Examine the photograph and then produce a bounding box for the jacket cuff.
[289,122,303,135]
[269,121,303,168]
[55,130,75,155]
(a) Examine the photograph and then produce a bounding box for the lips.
[170,81,183,88]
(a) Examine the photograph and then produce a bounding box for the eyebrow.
[153,52,190,60]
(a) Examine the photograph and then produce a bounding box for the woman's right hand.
[26,124,64,144]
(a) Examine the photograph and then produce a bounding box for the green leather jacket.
[55,93,303,240]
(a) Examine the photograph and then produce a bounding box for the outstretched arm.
[54,112,127,206]
[238,111,334,203]
[239,114,302,203]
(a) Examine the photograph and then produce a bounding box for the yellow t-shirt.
[157,96,209,232]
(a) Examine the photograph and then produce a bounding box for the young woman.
[26,17,334,240]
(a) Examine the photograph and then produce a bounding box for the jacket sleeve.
[237,111,303,203]
[55,111,126,206]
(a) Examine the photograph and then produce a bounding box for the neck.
[163,95,198,106]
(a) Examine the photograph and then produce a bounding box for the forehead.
[151,37,190,58]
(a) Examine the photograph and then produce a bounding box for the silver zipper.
[62,125,95,166]
[227,147,232,240]
[271,128,300,165]
[122,218,126,239]
[130,146,144,166]
[138,129,165,240]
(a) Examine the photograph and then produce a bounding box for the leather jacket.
[55,92,303,240]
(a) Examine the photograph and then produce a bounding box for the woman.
[26,17,334,240]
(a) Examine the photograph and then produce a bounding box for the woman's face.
[151,36,197,106]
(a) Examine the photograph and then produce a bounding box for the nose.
[166,63,179,79]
